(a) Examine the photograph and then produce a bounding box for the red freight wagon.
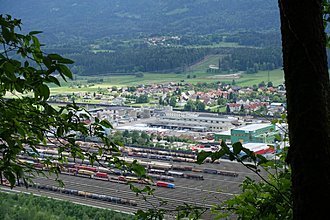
[77,165,97,172]
[95,172,108,178]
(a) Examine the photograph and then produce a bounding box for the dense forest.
[218,47,283,73]
[53,46,281,75]
[67,47,210,75]
[0,192,133,220]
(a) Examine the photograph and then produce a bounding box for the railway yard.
[0,141,264,219]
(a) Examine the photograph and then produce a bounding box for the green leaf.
[46,76,61,87]
[58,57,74,64]
[57,64,73,80]
[4,170,16,188]
[220,141,231,153]
[211,150,226,162]
[29,31,43,35]
[240,155,250,161]
[32,36,40,48]
[233,142,243,155]
[131,162,146,177]
[256,154,268,165]
[1,26,12,43]
[99,119,113,129]
[38,84,50,100]
[48,54,64,60]
[242,147,253,156]
[48,54,74,64]
[245,164,257,170]
[196,151,212,164]
[32,50,43,63]
[14,79,24,92]
[3,64,17,81]
[56,126,64,137]
[43,56,52,69]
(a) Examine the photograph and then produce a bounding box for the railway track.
[9,143,268,219]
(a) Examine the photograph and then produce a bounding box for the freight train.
[32,140,221,165]
[18,159,176,189]
[119,157,238,178]
[149,169,204,180]
[28,183,137,206]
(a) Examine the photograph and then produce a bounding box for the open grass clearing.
[50,69,285,95]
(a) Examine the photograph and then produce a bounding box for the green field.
[238,69,284,86]
[187,55,222,73]
[50,69,284,95]
[50,54,284,94]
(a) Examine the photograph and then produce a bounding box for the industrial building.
[148,111,238,132]
[215,123,278,144]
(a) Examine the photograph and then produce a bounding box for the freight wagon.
[77,169,95,177]
[94,172,109,179]
[76,165,97,172]
[185,173,204,180]
[167,171,184,177]
[156,181,175,189]
[217,170,239,177]
[30,184,137,206]
[203,168,218,174]
[148,174,174,182]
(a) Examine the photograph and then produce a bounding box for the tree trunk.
[278,0,330,219]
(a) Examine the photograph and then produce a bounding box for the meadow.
[50,54,284,95]
[50,69,284,95]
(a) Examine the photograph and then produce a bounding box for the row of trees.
[111,130,193,147]
[183,100,206,112]
[224,31,281,47]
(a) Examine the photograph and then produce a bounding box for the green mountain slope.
[0,0,279,43]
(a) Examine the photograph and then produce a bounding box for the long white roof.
[234,123,272,131]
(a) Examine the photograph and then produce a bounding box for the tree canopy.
[0,14,146,188]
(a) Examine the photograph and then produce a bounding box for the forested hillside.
[0,0,283,76]
[0,0,279,43]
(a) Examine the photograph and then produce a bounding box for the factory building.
[215,123,278,144]
[148,111,238,132]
